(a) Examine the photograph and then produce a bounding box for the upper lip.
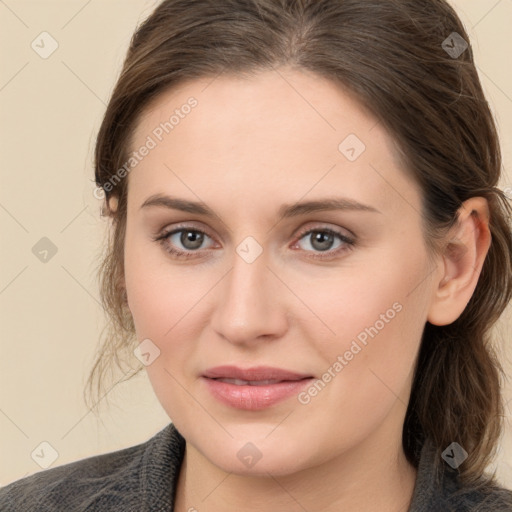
[202,365,313,381]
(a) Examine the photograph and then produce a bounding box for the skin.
[118,66,491,512]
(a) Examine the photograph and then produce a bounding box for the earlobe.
[101,195,119,217]
[108,195,119,213]
[427,197,491,326]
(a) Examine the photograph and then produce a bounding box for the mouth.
[202,365,313,382]
[210,377,305,386]
[201,366,315,410]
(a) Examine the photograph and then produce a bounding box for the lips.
[201,365,314,410]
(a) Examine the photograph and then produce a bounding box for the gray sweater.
[1,422,511,511]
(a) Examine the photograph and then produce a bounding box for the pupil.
[312,232,333,251]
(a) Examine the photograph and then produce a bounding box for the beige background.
[1,0,511,488]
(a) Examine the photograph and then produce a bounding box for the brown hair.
[87,0,512,488]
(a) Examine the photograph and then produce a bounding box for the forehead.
[127,68,420,218]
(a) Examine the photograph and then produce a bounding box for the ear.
[427,197,491,326]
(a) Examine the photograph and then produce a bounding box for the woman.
[1,0,511,510]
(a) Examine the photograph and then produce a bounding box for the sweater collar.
[140,422,186,509]
[408,437,446,511]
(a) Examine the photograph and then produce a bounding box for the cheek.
[299,243,431,415]
[124,229,201,338]
[123,233,220,404]
[295,245,428,352]
[123,238,204,421]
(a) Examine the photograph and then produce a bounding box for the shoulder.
[0,422,185,512]
[442,472,512,511]
[0,438,149,512]
[410,438,512,511]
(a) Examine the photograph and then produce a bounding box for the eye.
[153,225,216,260]
[291,226,355,260]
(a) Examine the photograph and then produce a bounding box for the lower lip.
[202,377,314,410]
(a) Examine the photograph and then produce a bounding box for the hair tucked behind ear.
[86,0,512,488]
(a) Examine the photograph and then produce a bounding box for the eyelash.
[153,224,356,261]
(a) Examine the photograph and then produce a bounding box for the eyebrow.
[140,193,381,220]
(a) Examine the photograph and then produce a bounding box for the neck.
[173,423,418,512]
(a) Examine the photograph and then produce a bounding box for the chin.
[194,431,315,478]
[210,448,307,477]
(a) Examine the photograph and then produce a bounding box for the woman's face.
[123,67,440,476]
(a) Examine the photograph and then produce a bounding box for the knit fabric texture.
[1,422,511,511]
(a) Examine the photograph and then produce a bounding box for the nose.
[209,246,289,347]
